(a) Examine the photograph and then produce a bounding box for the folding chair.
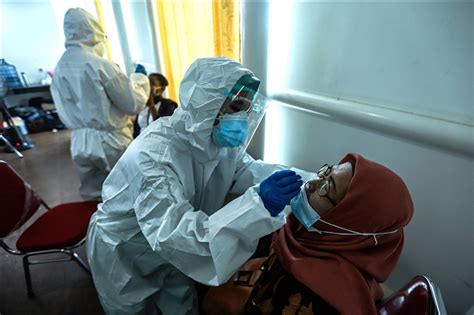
[0,110,23,158]
[377,275,448,315]
[0,160,98,297]
[0,99,34,155]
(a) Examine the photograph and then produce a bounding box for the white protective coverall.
[87,57,312,314]
[50,8,149,200]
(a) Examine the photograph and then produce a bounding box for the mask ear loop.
[310,219,400,246]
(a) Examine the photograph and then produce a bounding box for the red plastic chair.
[377,275,448,315]
[0,160,98,297]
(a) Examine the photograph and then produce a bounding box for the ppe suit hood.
[170,57,257,162]
[63,8,106,54]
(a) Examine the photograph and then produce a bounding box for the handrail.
[270,89,474,158]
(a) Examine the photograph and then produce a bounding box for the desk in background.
[4,85,52,109]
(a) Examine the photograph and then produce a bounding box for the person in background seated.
[257,153,413,315]
[133,71,178,137]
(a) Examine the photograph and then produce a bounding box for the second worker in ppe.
[87,57,314,314]
[50,8,150,200]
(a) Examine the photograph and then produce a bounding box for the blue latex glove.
[135,64,147,75]
[259,170,303,216]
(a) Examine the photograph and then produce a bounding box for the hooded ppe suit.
[50,8,150,200]
[86,58,311,314]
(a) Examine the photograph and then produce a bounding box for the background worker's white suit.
[87,58,311,314]
[50,8,149,200]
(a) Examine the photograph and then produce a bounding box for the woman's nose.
[305,178,322,193]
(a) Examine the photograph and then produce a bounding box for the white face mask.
[308,220,399,246]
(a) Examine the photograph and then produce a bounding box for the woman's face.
[305,162,353,216]
[150,77,165,97]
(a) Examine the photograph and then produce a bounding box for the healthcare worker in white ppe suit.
[87,57,313,314]
[50,8,150,200]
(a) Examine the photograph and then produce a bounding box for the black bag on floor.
[10,98,66,133]
[29,97,66,131]
[9,105,45,133]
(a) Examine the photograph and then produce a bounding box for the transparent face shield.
[216,82,270,149]
[244,92,269,150]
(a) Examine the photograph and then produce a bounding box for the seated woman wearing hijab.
[205,153,414,315]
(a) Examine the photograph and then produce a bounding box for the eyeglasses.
[315,164,337,206]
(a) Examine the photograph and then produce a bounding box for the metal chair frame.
[421,275,448,315]
[0,134,23,158]
[0,170,93,297]
[0,99,33,156]
[0,237,90,297]
[378,274,448,315]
